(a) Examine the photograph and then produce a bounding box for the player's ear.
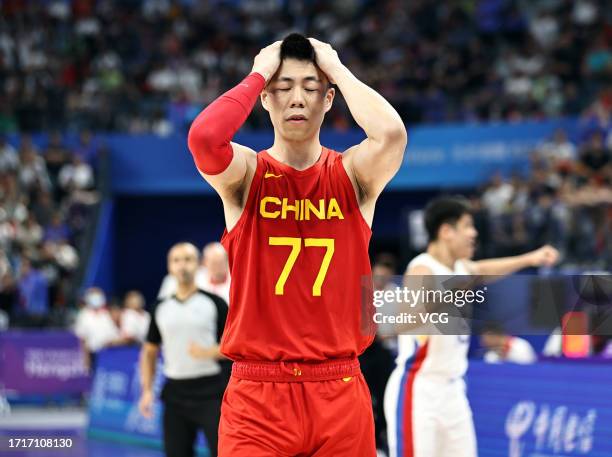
[323,86,335,113]
[260,90,270,112]
[439,223,455,240]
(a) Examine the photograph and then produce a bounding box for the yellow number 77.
[269,237,335,296]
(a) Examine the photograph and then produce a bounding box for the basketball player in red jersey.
[187,33,407,456]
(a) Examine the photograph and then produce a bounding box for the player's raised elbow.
[187,119,233,175]
[380,121,408,155]
[381,120,408,150]
[187,119,215,157]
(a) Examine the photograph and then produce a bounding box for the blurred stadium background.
[0,0,611,456]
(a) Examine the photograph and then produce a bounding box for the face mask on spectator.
[85,291,106,309]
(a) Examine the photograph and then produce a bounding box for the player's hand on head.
[251,41,282,83]
[529,245,560,267]
[308,38,342,84]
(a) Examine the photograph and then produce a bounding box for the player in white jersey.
[384,196,559,457]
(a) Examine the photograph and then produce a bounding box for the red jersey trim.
[232,357,361,382]
[260,147,328,178]
[403,342,429,457]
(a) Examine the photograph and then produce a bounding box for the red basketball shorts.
[218,358,376,456]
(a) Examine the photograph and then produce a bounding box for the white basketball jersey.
[397,253,471,379]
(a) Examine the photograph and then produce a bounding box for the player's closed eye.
[275,87,317,92]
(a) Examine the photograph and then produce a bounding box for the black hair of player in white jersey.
[424,196,472,241]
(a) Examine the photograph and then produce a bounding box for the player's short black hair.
[424,196,472,241]
[280,33,315,62]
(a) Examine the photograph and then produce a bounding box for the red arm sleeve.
[187,72,266,175]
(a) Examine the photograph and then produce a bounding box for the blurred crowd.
[0,131,100,328]
[74,287,150,370]
[471,112,611,269]
[73,242,230,370]
[0,0,610,133]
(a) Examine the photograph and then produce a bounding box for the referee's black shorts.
[161,369,228,457]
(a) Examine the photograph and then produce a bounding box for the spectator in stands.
[576,130,611,180]
[539,129,577,168]
[73,287,121,371]
[601,340,612,358]
[158,242,230,303]
[0,193,27,233]
[44,132,70,195]
[542,327,563,357]
[199,243,231,302]
[583,34,612,80]
[0,309,8,330]
[543,311,594,358]
[0,172,20,205]
[15,257,49,327]
[481,323,537,364]
[15,213,43,252]
[58,154,95,192]
[482,173,514,216]
[74,130,98,167]
[108,299,123,329]
[0,130,98,329]
[0,135,18,173]
[0,251,15,324]
[31,191,54,228]
[18,140,50,194]
[0,1,608,129]
[525,187,562,250]
[0,213,13,254]
[43,212,70,245]
[120,290,151,344]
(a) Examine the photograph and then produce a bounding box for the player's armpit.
[342,129,406,201]
[340,137,406,226]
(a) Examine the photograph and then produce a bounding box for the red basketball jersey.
[220,147,374,361]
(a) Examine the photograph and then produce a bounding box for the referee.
[138,242,228,457]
